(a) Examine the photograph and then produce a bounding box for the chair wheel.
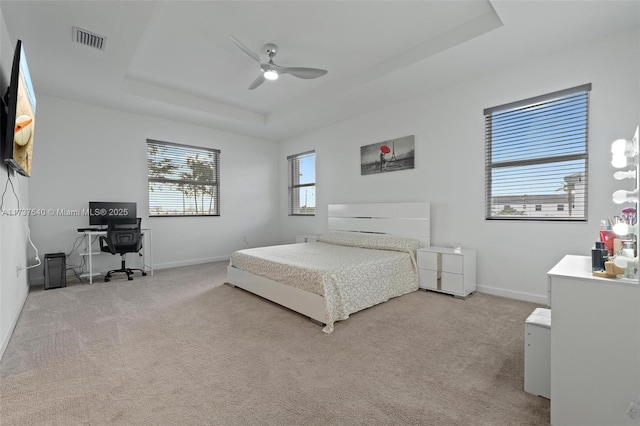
[104,277,110,282]
[142,272,147,276]
[128,276,133,281]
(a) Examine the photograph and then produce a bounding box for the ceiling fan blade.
[248,75,266,90]
[279,67,328,79]
[229,35,261,63]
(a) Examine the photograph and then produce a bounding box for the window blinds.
[147,139,220,217]
[484,84,590,221]
[288,151,316,216]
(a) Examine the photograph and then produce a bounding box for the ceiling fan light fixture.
[229,36,327,90]
[263,69,278,80]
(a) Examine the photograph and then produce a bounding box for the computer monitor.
[89,201,137,226]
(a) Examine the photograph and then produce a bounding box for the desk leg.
[149,231,153,276]
[142,233,146,274]
[142,231,153,276]
[86,232,93,284]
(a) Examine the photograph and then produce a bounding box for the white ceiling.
[1,1,639,141]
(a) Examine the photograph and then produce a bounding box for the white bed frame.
[226,201,430,325]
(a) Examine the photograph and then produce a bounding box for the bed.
[226,202,430,332]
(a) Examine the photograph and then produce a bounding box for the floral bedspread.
[229,233,422,333]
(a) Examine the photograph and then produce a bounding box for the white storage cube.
[524,307,551,399]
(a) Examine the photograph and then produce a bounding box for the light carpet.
[0,261,549,425]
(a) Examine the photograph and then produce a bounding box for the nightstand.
[295,234,319,243]
[417,246,476,298]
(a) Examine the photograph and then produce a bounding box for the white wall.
[28,96,281,280]
[278,28,640,304]
[0,7,31,360]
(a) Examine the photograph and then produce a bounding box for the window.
[288,151,315,216]
[484,84,590,221]
[147,139,220,217]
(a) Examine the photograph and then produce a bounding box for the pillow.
[317,231,423,253]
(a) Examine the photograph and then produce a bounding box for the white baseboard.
[476,284,549,306]
[28,256,231,286]
[0,284,29,362]
[30,274,77,286]
[150,255,230,271]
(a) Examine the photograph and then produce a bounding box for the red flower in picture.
[380,145,391,154]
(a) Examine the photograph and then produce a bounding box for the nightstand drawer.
[441,272,464,295]
[441,254,463,274]
[418,269,438,290]
[417,250,438,271]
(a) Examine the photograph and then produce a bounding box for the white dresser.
[417,246,476,298]
[548,255,640,426]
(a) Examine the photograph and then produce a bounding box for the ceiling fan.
[229,35,328,90]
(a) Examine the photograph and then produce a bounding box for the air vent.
[72,27,106,51]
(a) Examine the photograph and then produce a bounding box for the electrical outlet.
[627,402,640,419]
[16,264,21,276]
[242,236,249,246]
[627,397,640,419]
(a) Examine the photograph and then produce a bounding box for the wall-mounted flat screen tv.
[2,39,36,177]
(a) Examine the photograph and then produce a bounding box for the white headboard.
[327,202,430,245]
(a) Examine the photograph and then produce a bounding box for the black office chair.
[99,218,147,282]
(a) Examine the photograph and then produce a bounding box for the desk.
[78,229,153,284]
